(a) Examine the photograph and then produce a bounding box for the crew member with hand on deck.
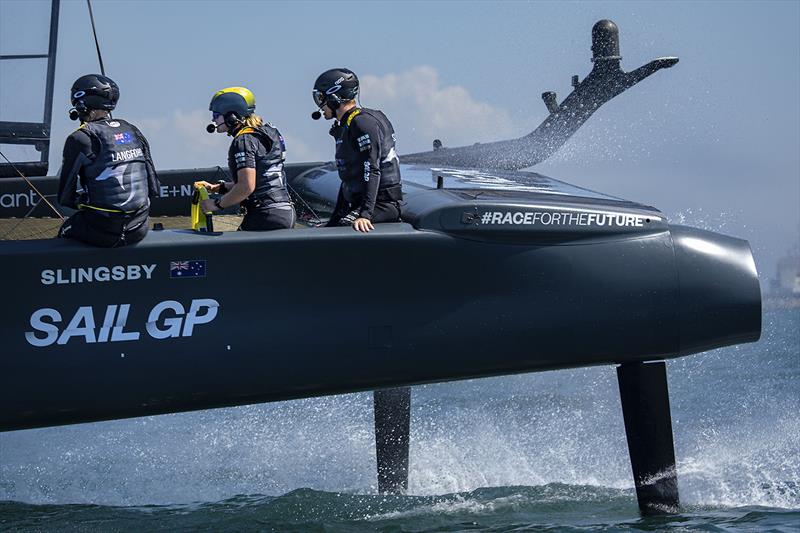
[312,68,403,233]
[58,74,160,247]
[198,87,295,231]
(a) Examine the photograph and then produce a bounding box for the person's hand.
[194,180,219,193]
[353,217,374,233]
[200,198,217,213]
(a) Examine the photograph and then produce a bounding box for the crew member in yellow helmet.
[197,87,295,230]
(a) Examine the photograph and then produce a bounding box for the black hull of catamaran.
[0,177,760,431]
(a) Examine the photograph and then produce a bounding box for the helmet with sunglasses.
[313,68,359,111]
[70,74,119,114]
[209,87,256,125]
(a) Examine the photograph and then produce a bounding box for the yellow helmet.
[209,87,256,118]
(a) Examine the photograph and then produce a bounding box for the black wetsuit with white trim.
[328,107,402,226]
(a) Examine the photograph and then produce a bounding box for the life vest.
[228,124,292,208]
[76,119,151,213]
[334,108,402,204]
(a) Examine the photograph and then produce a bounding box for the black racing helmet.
[209,87,256,119]
[70,74,119,113]
[313,68,359,110]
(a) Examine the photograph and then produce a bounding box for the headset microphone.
[311,110,321,120]
[69,108,80,121]
[206,122,217,133]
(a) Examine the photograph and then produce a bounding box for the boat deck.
[0,215,246,241]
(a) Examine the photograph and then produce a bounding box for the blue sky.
[1,0,798,277]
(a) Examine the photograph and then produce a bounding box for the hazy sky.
[1,0,798,277]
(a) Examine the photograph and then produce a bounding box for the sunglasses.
[312,90,326,109]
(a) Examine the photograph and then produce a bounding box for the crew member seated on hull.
[312,68,403,233]
[58,74,160,247]
[198,87,295,231]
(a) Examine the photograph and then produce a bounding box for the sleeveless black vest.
[334,108,402,204]
[229,124,292,208]
[77,119,151,212]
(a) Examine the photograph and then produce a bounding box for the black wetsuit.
[57,117,160,247]
[227,124,295,231]
[327,107,402,226]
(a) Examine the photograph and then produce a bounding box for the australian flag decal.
[170,260,206,278]
[114,131,134,144]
